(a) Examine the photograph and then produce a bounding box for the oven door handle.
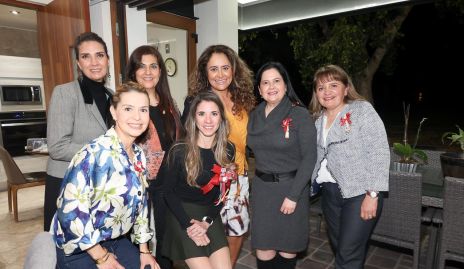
[1,121,47,127]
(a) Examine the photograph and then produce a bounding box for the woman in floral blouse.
[51,82,160,269]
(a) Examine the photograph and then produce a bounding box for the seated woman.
[162,91,236,269]
[50,82,160,269]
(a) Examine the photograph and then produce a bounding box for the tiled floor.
[1,155,463,268]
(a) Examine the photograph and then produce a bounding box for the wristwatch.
[366,190,379,198]
[202,216,214,225]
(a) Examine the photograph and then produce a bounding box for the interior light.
[10,10,21,15]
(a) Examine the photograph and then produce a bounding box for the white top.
[316,114,337,184]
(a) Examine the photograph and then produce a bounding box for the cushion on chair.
[23,232,56,269]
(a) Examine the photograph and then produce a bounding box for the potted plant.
[392,103,428,173]
[441,125,464,178]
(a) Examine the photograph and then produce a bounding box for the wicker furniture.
[371,170,423,269]
[436,176,464,269]
[0,146,46,222]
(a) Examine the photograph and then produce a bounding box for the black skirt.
[162,202,228,260]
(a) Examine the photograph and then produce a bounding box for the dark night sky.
[239,2,464,147]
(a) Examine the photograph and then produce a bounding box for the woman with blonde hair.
[51,82,159,269]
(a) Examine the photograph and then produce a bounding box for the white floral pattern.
[51,127,153,255]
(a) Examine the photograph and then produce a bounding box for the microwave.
[0,85,42,105]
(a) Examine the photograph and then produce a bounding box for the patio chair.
[371,170,423,269]
[437,176,464,269]
[23,232,56,269]
[0,146,46,222]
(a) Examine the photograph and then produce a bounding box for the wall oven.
[0,111,47,156]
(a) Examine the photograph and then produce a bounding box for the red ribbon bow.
[201,164,237,205]
[281,118,293,138]
[201,164,224,194]
[340,112,352,126]
[134,160,144,173]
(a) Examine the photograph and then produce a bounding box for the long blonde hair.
[309,64,365,118]
[176,91,231,187]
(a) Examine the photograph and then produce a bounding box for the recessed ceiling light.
[10,10,21,15]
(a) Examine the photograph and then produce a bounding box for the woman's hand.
[361,195,378,221]
[96,253,124,269]
[186,219,209,238]
[280,198,297,215]
[140,253,159,269]
[189,233,211,246]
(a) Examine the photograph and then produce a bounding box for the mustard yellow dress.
[220,110,250,236]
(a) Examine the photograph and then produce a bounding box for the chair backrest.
[373,170,423,242]
[441,176,464,256]
[0,146,27,184]
[23,232,56,269]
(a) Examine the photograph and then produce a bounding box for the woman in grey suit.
[309,65,390,268]
[247,62,317,269]
[44,32,112,231]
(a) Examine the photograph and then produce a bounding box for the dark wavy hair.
[188,45,255,116]
[125,45,182,141]
[255,61,304,108]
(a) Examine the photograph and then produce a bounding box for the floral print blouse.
[51,127,153,255]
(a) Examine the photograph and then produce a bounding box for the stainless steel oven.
[0,111,47,156]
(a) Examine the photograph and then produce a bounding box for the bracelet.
[94,248,110,265]
[140,250,152,255]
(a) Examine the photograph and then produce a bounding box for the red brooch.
[340,112,352,133]
[201,163,238,205]
[281,118,293,139]
[134,160,148,188]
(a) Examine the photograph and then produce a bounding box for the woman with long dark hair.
[126,45,183,269]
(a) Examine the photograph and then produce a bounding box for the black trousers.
[44,174,63,231]
[321,182,383,269]
[149,188,173,269]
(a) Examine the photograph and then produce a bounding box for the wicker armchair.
[371,170,423,269]
[437,176,464,269]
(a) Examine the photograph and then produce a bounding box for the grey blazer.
[46,80,110,178]
[311,100,390,198]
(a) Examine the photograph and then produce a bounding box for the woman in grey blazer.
[309,65,390,268]
[44,32,112,231]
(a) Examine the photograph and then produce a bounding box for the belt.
[255,169,297,182]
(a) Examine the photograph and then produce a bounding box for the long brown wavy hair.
[171,91,231,187]
[188,45,255,117]
[126,45,183,141]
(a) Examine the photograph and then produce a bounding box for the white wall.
[125,6,147,56]
[89,1,116,91]
[194,0,238,56]
[147,23,188,112]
